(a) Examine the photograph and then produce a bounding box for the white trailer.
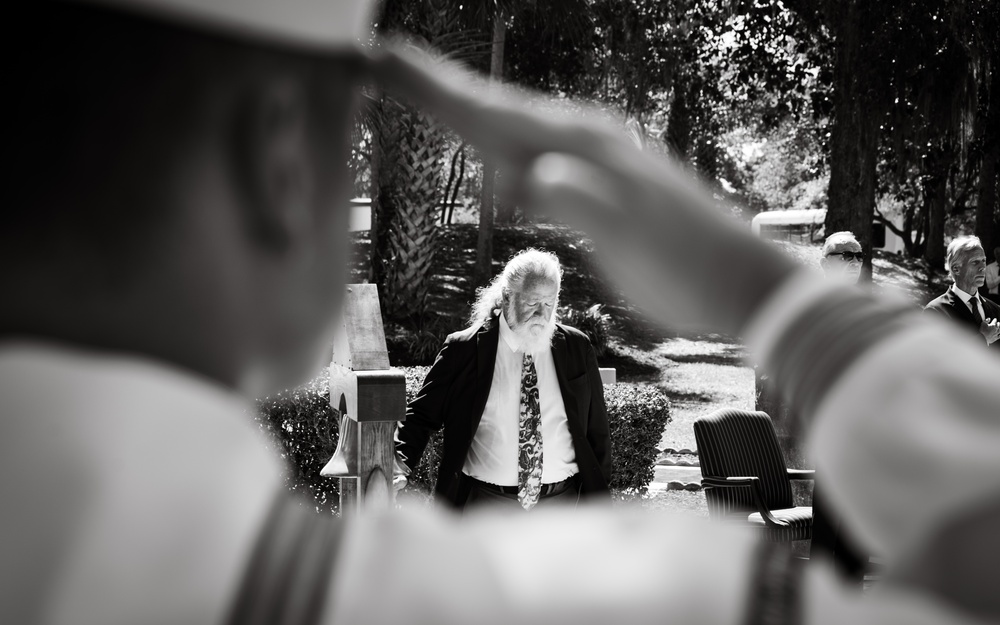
[751,208,906,254]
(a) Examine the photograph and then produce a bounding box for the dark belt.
[466,474,579,498]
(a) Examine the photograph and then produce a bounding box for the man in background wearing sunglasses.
[820,231,865,285]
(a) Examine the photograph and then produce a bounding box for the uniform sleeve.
[746,271,1000,621]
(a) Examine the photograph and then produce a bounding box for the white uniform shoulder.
[0,341,282,625]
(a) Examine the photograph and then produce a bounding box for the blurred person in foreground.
[3,2,365,623]
[808,231,869,584]
[394,249,610,511]
[923,236,1000,347]
[984,246,1000,304]
[2,2,999,625]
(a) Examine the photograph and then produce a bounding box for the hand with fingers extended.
[369,47,796,336]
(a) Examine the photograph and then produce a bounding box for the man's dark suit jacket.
[924,286,1000,348]
[395,319,612,508]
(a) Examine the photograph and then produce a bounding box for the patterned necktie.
[517,353,543,510]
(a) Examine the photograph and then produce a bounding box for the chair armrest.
[701,476,757,488]
[786,469,815,481]
[700,475,789,528]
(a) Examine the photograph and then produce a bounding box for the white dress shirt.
[462,313,579,486]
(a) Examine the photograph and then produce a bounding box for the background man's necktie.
[517,353,543,510]
[971,297,984,324]
[971,297,988,344]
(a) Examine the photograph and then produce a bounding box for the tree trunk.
[825,2,882,283]
[370,96,401,291]
[368,113,382,283]
[978,143,998,253]
[665,81,691,160]
[925,168,947,269]
[383,108,447,322]
[448,148,465,225]
[976,69,999,253]
[442,146,462,224]
[475,155,497,286]
[923,143,950,269]
[474,13,508,285]
[492,19,514,226]
[367,0,395,287]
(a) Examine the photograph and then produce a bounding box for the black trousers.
[463,475,581,512]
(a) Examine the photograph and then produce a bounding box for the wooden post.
[320,284,406,515]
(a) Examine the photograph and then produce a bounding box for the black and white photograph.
[3,1,999,623]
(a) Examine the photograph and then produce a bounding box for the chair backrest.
[694,409,794,519]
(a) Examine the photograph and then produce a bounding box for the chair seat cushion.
[745,506,813,542]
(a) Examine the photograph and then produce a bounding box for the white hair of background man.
[821,231,860,257]
[946,235,984,282]
[469,249,563,328]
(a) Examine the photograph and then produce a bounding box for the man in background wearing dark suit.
[395,249,611,511]
[924,236,1000,347]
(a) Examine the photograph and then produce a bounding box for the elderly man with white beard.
[395,249,611,511]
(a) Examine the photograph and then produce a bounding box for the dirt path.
[654,336,755,451]
[627,335,755,517]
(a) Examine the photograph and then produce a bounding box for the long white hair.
[469,248,563,328]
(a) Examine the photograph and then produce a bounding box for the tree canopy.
[364,0,1000,313]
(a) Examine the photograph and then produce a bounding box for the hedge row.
[253,376,339,513]
[254,367,670,514]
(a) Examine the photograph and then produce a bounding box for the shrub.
[254,369,670,512]
[253,375,340,514]
[559,304,611,359]
[604,384,671,498]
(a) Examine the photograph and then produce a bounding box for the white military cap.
[72,0,376,51]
